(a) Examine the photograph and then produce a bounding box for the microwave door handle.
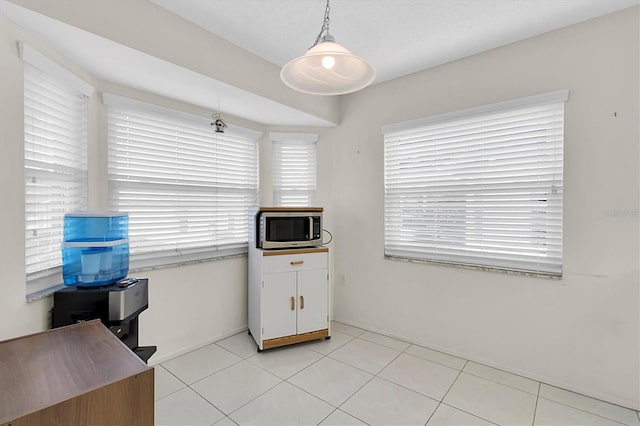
[309,217,313,239]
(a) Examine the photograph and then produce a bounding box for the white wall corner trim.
[18,41,94,97]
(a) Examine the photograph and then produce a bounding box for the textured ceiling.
[151,0,639,83]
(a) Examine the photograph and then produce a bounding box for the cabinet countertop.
[262,247,328,256]
[0,319,151,423]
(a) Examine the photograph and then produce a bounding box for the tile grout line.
[430,356,505,426]
[401,350,468,374]
[183,384,227,420]
[372,346,441,425]
[333,373,378,425]
[218,332,357,424]
[184,355,285,422]
[536,396,634,426]
[314,407,339,426]
[157,360,234,425]
[539,383,640,424]
[322,334,407,425]
[460,370,540,397]
[437,402,501,426]
[312,406,373,426]
[425,360,511,425]
[191,341,287,421]
[253,336,368,425]
[231,345,328,414]
[465,360,543,388]
[423,402,441,426]
[162,342,246,390]
[423,360,468,426]
[531,381,541,426]
[373,374,442,405]
[220,378,284,420]
[440,359,468,400]
[324,340,401,377]
[196,377,277,421]
[154,365,190,402]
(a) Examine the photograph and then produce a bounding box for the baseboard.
[146,325,248,366]
[332,317,640,412]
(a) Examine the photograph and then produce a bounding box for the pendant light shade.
[281,40,375,96]
[280,1,375,96]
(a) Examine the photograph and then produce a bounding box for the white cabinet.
[296,269,329,334]
[248,247,330,350]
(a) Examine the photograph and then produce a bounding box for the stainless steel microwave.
[254,207,323,249]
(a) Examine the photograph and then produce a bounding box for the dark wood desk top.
[0,320,151,423]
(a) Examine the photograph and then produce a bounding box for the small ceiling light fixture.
[280,0,375,96]
[211,112,227,133]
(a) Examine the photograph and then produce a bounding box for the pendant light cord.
[310,0,331,49]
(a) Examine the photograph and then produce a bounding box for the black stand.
[52,279,156,363]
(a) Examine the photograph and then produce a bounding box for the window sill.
[384,255,562,280]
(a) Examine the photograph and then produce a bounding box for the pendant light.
[280,0,375,96]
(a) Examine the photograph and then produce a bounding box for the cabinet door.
[262,271,297,340]
[296,268,328,334]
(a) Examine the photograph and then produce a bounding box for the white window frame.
[21,42,93,299]
[383,90,568,277]
[104,94,261,271]
[270,132,318,207]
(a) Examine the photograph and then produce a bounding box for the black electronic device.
[51,277,156,363]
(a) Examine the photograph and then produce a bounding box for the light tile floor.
[154,322,640,426]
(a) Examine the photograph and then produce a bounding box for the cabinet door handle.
[290,260,304,266]
[300,295,304,309]
[290,296,295,310]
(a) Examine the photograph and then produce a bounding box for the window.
[383,90,567,276]
[22,43,92,298]
[271,132,318,206]
[105,94,260,270]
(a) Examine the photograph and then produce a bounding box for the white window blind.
[383,90,567,276]
[23,52,90,297]
[271,132,318,207]
[105,94,260,270]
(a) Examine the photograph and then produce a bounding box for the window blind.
[271,133,318,207]
[383,91,567,276]
[105,95,260,270]
[23,62,89,296]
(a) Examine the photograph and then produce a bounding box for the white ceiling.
[151,0,639,83]
[1,0,638,127]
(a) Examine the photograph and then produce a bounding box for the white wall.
[138,258,249,363]
[0,8,336,364]
[328,7,639,409]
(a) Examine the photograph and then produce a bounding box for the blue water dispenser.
[62,212,130,286]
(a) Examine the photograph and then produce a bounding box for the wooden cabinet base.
[2,370,154,426]
[262,329,329,350]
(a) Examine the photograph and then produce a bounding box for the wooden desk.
[0,320,153,425]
